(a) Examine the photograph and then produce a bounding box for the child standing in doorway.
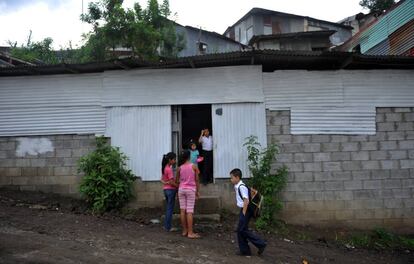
[176,150,200,239]
[189,141,200,166]
[160,152,178,232]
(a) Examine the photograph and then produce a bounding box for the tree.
[359,0,396,13]
[80,0,185,62]
[8,31,59,64]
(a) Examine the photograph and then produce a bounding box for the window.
[197,42,208,55]
[246,27,253,42]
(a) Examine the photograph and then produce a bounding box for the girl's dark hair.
[162,152,176,174]
[178,150,190,166]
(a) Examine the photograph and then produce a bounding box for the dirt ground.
[0,190,412,264]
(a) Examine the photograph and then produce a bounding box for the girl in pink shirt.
[161,152,177,231]
[175,150,200,239]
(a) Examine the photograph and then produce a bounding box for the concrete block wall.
[267,108,414,231]
[0,135,96,195]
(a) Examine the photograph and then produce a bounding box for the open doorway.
[176,104,213,184]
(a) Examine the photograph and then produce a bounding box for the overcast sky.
[0,0,365,49]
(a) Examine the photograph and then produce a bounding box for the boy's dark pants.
[237,208,266,255]
[202,150,213,183]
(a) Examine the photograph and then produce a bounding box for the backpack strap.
[237,184,250,201]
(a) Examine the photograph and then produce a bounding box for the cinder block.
[0,176,11,185]
[294,172,313,182]
[396,123,414,131]
[354,209,374,219]
[342,161,362,171]
[361,161,380,170]
[344,180,362,190]
[311,135,330,143]
[0,159,15,168]
[363,180,382,189]
[334,191,353,200]
[389,150,407,160]
[322,143,340,152]
[15,159,31,167]
[324,200,345,210]
[376,113,385,122]
[331,135,349,143]
[272,135,292,143]
[361,142,378,151]
[375,189,393,198]
[392,189,412,198]
[314,191,334,201]
[401,160,414,169]
[56,149,72,158]
[409,150,414,159]
[377,122,395,132]
[284,201,305,211]
[282,144,303,153]
[304,162,322,172]
[284,162,304,172]
[399,140,414,149]
[403,199,414,209]
[346,199,383,210]
[384,199,403,209]
[380,141,398,150]
[331,152,350,161]
[369,132,387,141]
[37,167,53,177]
[295,191,314,201]
[394,108,411,113]
[71,148,91,158]
[341,142,360,152]
[370,151,388,160]
[303,143,321,153]
[389,169,410,179]
[380,160,399,170]
[335,210,354,220]
[313,153,331,162]
[21,168,37,177]
[351,151,370,161]
[373,209,393,219]
[0,142,15,151]
[11,177,29,185]
[5,168,21,177]
[63,157,78,166]
[324,181,343,191]
[352,171,371,180]
[371,170,390,179]
[294,153,313,162]
[51,184,70,194]
[292,135,311,143]
[402,179,414,187]
[332,171,352,181]
[404,113,414,121]
[30,159,46,167]
[304,201,325,211]
[354,190,375,199]
[304,181,324,191]
[323,162,342,172]
[54,167,72,176]
[377,108,393,113]
[383,179,401,189]
[349,135,368,142]
[387,132,406,140]
[314,172,333,181]
[385,113,402,122]
[281,125,290,134]
[285,182,305,192]
[281,191,296,201]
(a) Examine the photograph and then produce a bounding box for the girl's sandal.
[187,233,201,239]
[181,232,188,237]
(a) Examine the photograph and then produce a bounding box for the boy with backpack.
[230,168,267,256]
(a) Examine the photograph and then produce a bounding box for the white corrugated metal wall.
[263,70,414,134]
[102,66,264,106]
[105,106,171,181]
[0,74,105,136]
[212,103,267,178]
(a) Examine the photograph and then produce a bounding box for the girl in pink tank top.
[176,150,200,239]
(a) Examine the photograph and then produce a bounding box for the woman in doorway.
[199,128,213,185]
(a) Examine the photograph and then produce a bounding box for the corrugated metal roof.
[389,18,414,55]
[0,50,413,77]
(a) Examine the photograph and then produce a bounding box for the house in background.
[224,8,353,51]
[338,12,377,36]
[338,0,414,55]
[175,24,246,56]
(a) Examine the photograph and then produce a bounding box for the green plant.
[244,135,288,230]
[78,136,136,213]
[346,228,414,250]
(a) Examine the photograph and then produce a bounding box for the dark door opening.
[181,104,212,149]
[181,104,213,183]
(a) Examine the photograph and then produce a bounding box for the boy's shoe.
[257,244,266,256]
[169,227,178,232]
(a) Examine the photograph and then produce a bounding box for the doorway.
[171,104,213,182]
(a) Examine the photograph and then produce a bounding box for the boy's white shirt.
[201,136,213,151]
[234,180,249,208]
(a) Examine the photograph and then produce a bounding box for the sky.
[0,0,366,49]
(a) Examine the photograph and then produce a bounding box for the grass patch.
[344,228,414,250]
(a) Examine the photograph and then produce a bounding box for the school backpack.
[237,184,263,218]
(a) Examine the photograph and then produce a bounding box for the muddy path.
[0,190,412,264]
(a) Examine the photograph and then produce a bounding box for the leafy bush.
[347,228,414,250]
[244,135,288,230]
[78,136,135,213]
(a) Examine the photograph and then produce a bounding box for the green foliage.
[78,136,136,213]
[80,0,185,61]
[359,0,396,13]
[347,228,414,250]
[9,31,59,64]
[244,135,288,230]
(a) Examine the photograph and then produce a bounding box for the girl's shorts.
[178,188,196,213]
